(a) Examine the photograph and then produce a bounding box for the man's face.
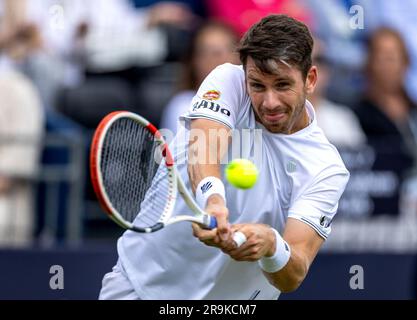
[245,56,317,134]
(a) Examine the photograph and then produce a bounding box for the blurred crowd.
[0,0,417,250]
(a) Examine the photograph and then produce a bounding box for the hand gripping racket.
[90,111,247,247]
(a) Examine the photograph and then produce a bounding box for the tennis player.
[99,14,349,300]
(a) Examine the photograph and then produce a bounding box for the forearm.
[225,219,323,293]
[264,219,324,292]
[188,163,221,195]
[187,119,230,194]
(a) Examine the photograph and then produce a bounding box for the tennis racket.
[90,111,247,247]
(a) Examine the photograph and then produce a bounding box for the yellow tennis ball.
[225,159,258,189]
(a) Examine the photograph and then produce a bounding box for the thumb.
[215,214,231,241]
[206,203,230,241]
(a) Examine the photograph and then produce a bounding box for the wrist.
[206,194,226,206]
[196,176,226,209]
[258,228,291,273]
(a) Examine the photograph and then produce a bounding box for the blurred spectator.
[355,27,417,165]
[160,21,240,134]
[308,37,366,148]
[1,0,197,113]
[56,0,198,129]
[0,66,44,247]
[306,1,417,106]
[75,0,196,72]
[354,27,417,218]
[356,0,417,104]
[206,0,312,36]
[18,0,194,71]
[0,0,70,109]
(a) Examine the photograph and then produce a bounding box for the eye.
[276,82,290,90]
[249,82,264,91]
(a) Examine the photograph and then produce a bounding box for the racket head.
[90,111,176,232]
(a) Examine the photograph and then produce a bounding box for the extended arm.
[263,218,323,292]
[188,118,233,242]
[225,218,324,292]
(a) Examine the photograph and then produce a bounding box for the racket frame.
[90,111,215,232]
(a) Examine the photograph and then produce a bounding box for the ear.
[305,66,318,95]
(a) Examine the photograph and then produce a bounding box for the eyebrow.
[247,74,294,83]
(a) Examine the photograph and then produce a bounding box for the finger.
[200,234,225,248]
[230,224,244,232]
[220,241,247,256]
[231,231,247,248]
[230,253,260,262]
[215,216,231,242]
[206,205,230,241]
[229,250,257,261]
[230,245,263,261]
[191,223,203,237]
[194,228,218,242]
[192,223,216,240]
[228,241,257,257]
[230,225,251,244]
[220,241,240,254]
[220,234,246,253]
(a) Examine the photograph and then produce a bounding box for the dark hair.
[238,14,313,79]
[178,20,239,91]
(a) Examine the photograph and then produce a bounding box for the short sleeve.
[288,169,350,239]
[180,63,246,129]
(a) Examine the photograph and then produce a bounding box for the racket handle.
[207,215,218,229]
[206,216,247,248]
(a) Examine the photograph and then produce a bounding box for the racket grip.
[206,217,247,248]
[207,216,217,229]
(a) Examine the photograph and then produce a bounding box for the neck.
[368,83,401,100]
[290,106,309,134]
[308,94,322,110]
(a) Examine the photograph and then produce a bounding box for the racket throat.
[165,215,212,228]
[132,222,164,233]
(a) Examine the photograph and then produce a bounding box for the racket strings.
[135,166,172,225]
[100,118,172,227]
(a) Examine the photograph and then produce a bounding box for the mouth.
[263,111,287,122]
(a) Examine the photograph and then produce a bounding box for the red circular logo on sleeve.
[203,90,221,101]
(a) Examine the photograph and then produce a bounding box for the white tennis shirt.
[118,63,350,299]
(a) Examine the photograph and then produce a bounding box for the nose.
[262,90,279,110]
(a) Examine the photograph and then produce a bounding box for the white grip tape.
[232,231,247,248]
[258,228,291,273]
[196,176,226,209]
